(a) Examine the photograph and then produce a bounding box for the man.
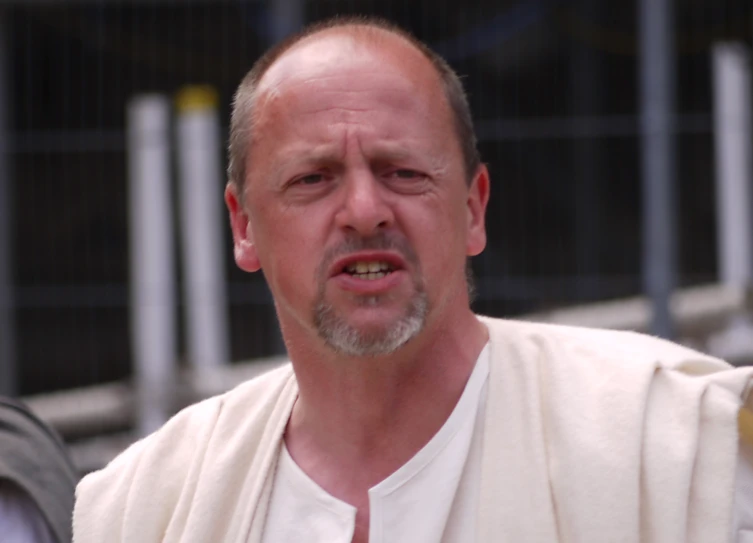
[74,17,753,542]
[0,396,79,543]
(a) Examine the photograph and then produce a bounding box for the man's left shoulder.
[477,314,738,377]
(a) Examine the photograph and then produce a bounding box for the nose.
[335,168,395,236]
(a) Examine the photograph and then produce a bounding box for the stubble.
[312,233,428,356]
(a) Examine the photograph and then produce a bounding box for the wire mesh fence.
[2,0,752,395]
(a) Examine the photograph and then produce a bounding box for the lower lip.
[332,270,407,294]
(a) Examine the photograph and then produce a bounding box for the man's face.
[227,31,488,356]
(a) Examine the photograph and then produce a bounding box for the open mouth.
[343,260,396,280]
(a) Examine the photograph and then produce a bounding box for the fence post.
[127,95,178,435]
[708,43,753,365]
[175,86,230,386]
[639,0,678,339]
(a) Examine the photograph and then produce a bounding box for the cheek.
[399,198,467,270]
[252,207,329,289]
[417,196,468,243]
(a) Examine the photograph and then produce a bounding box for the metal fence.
[0,0,752,398]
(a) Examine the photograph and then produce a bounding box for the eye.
[388,169,425,180]
[295,173,325,185]
[382,168,431,195]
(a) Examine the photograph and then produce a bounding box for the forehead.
[254,29,449,125]
[239,29,463,194]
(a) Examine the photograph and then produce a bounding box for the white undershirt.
[261,344,490,543]
[261,342,753,542]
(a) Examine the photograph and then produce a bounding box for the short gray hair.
[227,16,481,196]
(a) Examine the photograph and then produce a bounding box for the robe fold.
[74,317,753,543]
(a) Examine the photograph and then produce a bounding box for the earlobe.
[234,238,261,273]
[466,165,490,257]
[225,182,262,273]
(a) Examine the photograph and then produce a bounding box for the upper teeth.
[346,261,393,274]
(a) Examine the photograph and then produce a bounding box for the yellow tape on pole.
[175,85,218,113]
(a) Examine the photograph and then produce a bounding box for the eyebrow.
[268,145,343,183]
[369,141,450,174]
[267,138,447,183]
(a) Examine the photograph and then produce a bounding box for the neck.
[283,307,488,495]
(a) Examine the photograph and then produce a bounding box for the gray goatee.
[313,234,428,357]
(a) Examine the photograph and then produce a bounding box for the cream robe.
[73,317,753,543]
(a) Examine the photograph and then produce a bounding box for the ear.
[466,164,490,257]
[225,182,261,273]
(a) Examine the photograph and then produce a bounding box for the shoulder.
[73,363,295,541]
[477,314,731,375]
[0,398,78,543]
[477,314,753,436]
[81,362,295,484]
[476,316,752,541]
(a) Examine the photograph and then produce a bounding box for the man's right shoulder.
[73,362,295,541]
[95,362,294,475]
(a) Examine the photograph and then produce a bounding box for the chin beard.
[313,292,429,357]
[310,231,431,356]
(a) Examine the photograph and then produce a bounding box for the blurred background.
[0,0,752,470]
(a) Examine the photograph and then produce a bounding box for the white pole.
[127,95,177,435]
[712,43,753,288]
[709,43,753,365]
[175,86,230,384]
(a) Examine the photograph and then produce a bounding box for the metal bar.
[10,276,631,308]
[13,282,274,308]
[0,11,16,396]
[127,95,178,436]
[175,86,230,382]
[712,43,753,289]
[23,356,288,441]
[639,0,677,339]
[22,282,750,440]
[707,43,753,367]
[570,0,605,300]
[269,0,303,42]
[1,0,251,4]
[527,282,750,338]
[475,113,711,141]
[10,130,124,153]
[10,276,631,307]
[1,112,714,155]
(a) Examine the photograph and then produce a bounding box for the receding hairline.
[228,16,481,195]
[254,24,448,116]
[260,19,441,88]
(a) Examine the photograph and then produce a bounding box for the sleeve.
[73,396,224,543]
[73,438,150,543]
[0,479,58,543]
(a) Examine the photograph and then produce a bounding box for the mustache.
[316,232,420,279]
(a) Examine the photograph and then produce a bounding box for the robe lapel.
[476,318,560,542]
